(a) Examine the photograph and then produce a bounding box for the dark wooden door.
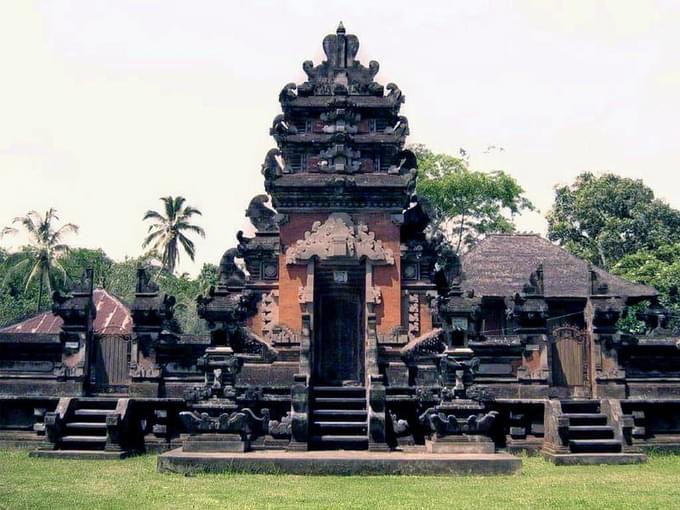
[316,293,363,385]
[551,327,589,396]
[92,335,130,394]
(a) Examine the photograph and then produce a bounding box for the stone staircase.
[309,386,368,450]
[542,399,647,464]
[560,400,621,454]
[59,399,116,451]
[31,397,133,459]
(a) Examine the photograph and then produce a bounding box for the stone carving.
[237,328,278,362]
[523,264,544,295]
[270,114,297,138]
[366,285,382,305]
[278,82,297,102]
[400,328,447,361]
[385,116,409,137]
[245,195,278,233]
[268,412,293,439]
[261,292,277,338]
[269,324,299,346]
[261,148,287,182]
[217,248,246,290]
[285,213,394,265]
[299,23,381,96]
[318,144,362,173]
[419,407,499,437]
[388,149,417,175]
[408,293,420,338]
[179,408,269,437]
[390,411,410,437]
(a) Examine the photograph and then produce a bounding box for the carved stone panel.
[285,213,394,265]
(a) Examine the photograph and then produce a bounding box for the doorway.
[313,264,365,386]
[550,326,591,398]
[90,335,130,395]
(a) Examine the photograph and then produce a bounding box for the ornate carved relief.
[408,293,420,338]
[285,213,394,265]
[260,291,278,338]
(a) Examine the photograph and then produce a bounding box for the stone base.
[157,448,521,475]
[29,449,131,460]
[251,435,290,451]
[426,435,495,454]
[542,452,647,465]
[183,433,249,453]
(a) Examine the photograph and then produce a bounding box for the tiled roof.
[460,234,657,299]
[0,288,132,335]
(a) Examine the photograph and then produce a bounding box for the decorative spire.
[336,21,345,34]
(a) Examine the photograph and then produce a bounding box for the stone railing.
[43,397,74,449]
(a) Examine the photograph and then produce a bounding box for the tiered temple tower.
[236,23,439,450]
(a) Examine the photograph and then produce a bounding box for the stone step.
[311,435,368,450]
[65,422,107,430]
[569,439,621,453]
[74,409,113,418]
[564,413,608,426]
[312,422,367,435]
[314,386,366,394]
[313,410,367,421]
[61,435,107,444]
[30,450,130,460]
[74,399,119,410]
[544,452,647,465]
[567,425,614,439]
[313,397,366,406]
[561,401,601,414]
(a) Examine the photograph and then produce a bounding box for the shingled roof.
[460,234,657,299]
[0,288,132,335]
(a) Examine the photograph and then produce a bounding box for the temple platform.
[542,452,647,465]
[29,449,132,460]
[157,448,522,476]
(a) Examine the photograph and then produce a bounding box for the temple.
[1,24,679,470]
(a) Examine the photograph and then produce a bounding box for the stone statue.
[245,194,278,233]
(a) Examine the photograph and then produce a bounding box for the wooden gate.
[550,326,589,395]
[91,335,130,394]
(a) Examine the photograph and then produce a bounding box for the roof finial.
[336,21,346,34]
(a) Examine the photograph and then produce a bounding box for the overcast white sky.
[1,0,679,275]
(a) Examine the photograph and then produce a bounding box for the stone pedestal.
[183,433,249,453]
[426,435,495,454]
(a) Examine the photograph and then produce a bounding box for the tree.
[413,145,534,254]
[612,243,680,334]
[547,172,680,269]
[142,196,206,274]
[1,209,78,311]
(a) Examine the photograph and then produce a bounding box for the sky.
[1,0,679,275]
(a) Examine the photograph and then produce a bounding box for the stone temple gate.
[1,23,680,472]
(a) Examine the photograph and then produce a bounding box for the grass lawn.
[1,450,680,509]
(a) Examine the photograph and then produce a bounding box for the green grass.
[1,450,680,510]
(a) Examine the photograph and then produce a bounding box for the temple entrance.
[90,335,130,395]
[550,326,591,398]
[313,264,365,386]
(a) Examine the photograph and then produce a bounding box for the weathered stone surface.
[158,449,521,476]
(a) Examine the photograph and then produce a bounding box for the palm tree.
[1,209,78,311]
[142,196,205,274]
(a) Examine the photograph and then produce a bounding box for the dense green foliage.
[413,145,534,254]
[2,450,680,509]
[547,172,680,270]
[0,247,218,334]
[143,196,206,274]
[1,209,78,311]
[612,243,680,333]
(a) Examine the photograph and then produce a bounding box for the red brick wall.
[420,298,433,335]
[278,212,402,334]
